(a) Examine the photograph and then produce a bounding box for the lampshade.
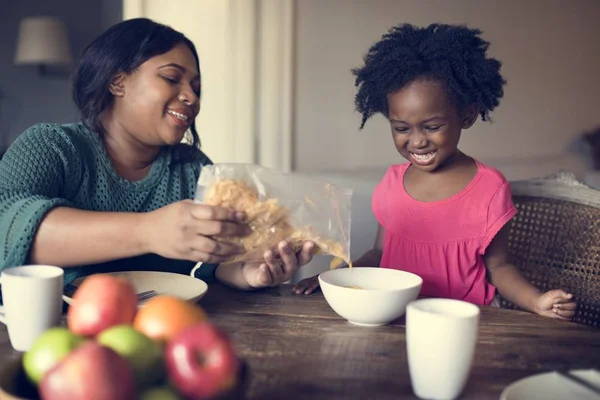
[14,16,73,65]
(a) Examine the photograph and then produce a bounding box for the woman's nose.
[178,87,198,107]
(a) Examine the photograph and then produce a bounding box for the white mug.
[406,298,480,400]
[0,265,64,352]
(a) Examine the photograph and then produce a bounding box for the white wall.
[293,0,600,181]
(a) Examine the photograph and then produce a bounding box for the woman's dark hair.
[352,23,506,129]
[72,18,202,161]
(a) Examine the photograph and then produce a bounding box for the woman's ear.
[461,105,479,129]
[109,73,126,97]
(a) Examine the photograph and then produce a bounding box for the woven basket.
[500,173,600,328]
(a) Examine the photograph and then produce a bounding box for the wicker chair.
[500,172,600,328]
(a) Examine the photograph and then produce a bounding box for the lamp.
[14,16,73,76]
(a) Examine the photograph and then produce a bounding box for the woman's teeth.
[411,152,435,162]
[167,110,188,121]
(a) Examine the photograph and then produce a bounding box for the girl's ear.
[109,73,126,97]
[461,105,479,129]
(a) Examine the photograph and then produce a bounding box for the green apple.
[96,324,165,389]
[140,386,183,400]
[23,327,87,385]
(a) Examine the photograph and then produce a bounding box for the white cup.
[406,298,480,400]
[0,265,64,352]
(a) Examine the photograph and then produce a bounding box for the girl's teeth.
[167,110,188,121]
[412,152,435,161]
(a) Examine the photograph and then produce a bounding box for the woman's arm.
[30,201,248,268]
[30,208,148,267]
[214,262,250,290]
[484,225,576,319]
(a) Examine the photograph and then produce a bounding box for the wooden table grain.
[1,283,599,400]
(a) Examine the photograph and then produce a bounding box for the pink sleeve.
[371,168,393,229]
[482,181,518,251]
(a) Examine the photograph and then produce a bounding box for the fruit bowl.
[0,355,250,400]
[319,267,423,326]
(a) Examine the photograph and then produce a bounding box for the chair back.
[503,172,600,328]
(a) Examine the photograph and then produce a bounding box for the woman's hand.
[242,241,315,288]
[141,199,249,263]
[534,289,577,321]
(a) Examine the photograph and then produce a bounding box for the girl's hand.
[142,199,249,263]
[535,289,577,321]
[293,275,320,295]
[242,241,315,288]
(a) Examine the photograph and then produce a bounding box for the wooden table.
[1,284,599,399]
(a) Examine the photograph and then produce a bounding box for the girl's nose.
[409,130,427,148]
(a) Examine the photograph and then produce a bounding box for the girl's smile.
[409,151,437,165]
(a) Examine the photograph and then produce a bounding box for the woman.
[0,18,314,289]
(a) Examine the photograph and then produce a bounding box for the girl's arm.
[484,225,576,320]
[292,223,385,294]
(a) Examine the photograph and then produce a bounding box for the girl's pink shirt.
[372,160,517,305]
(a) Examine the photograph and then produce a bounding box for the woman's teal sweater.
[0,122,215,285]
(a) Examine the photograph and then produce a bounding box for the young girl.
[293,23,577,320]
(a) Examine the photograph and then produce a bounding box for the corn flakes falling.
[202,178,351,266]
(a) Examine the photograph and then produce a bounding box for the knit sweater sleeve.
[0,123,81,270]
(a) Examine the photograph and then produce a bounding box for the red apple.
[165,323,240,400]
[67,274,138,337]
[39,341,137,400]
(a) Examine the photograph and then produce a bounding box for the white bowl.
[319,267,423,326]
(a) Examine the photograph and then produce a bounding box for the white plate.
[500,369,600,400]
[62,271,208,306]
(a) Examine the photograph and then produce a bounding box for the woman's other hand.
[242,241,315,288]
